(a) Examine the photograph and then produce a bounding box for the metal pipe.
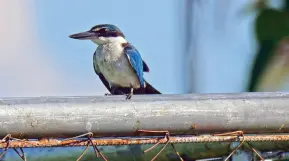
[1,92,289,138]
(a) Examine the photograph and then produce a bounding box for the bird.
[69,24,161,99]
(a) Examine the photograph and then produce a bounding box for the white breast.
[95,43,141,88]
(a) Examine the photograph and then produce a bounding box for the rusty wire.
[13,147,26,161]
[213,131,245,161]
[137,130,184,161]
[0,132,109,161]
[252,148,264,161]
[213,131,265,161]
[1,132,289,161]
[57,132,107,161]
[0,134,27,161]
[1,134,289,148]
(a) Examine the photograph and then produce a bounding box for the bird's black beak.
[69,31,98,40]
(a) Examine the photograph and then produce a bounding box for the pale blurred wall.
[0,0,108,97]
[0,0,65,97]
[180,0,284,93]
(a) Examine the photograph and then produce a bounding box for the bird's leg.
[126,88,134,100]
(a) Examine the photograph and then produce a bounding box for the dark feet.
[125,88,134,100]
[126,93,132,100]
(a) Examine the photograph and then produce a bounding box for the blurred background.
[1,0,289,160]
[1,0,288,97]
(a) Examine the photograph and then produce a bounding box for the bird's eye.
[97,28,107,32]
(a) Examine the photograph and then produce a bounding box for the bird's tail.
[110,81,161,95]
[133,80,161,94]
[143,80,161,94]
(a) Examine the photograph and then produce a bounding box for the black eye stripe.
[99,28,106,32]
[90,26,125,38]
[97,31,125,38]
[92,28,110,33]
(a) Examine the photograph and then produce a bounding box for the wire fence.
[2,131,289,161]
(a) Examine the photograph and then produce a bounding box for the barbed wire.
[1,130,289,161]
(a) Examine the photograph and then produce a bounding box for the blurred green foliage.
[247,2,289,91]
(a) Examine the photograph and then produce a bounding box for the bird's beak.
[69,31,98,40]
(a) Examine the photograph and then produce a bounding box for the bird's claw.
[125,93,132,100]
[105,93,112,96]
[125,88,134,100]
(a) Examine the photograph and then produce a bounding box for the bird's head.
[69,24,126,45]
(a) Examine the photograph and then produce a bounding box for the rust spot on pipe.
[191,124,196,129]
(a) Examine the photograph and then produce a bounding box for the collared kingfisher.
[69,24,161,99]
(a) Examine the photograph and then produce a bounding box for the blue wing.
[123,43,145,88]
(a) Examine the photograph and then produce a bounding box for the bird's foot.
[125,88,134,100]
[105,93,112,96]
[125,93,132,100]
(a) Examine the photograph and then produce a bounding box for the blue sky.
[33,0,181,95]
